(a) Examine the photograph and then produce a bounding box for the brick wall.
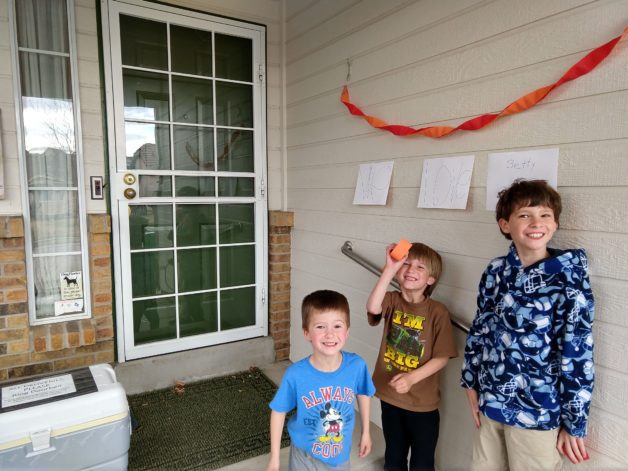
[268,211,293,361]
[0,215,114,382]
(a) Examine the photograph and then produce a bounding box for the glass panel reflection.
[178,247,216,292]
[217,129,253,172]
[175,176,215,197]
[219,204,254,243]
[131,250,174,297]
[215,82,252,128]
[218,177,254,197]
[220,245,255,287]
[172,76,213,125]
[120,15,167,70]
[129,205,173,250]
[133,297,176,345]
[16,0,69,52]
[29,190,81,253]
[173,125,214,171]
[139,176,172,197]
[171,25,212,77]
[180,292,217,337]
[215,34,252,82]
[125,122,171,170]
[176,204,216,246]
[123,70,169,121]
[33,254,82,319]
[220,287,255,330]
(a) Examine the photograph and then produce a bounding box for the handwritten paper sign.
[2,374,76,408]
[60,271,83,300]
[418,155,475,209]
[353,161,394,205]
[486,148,559,210]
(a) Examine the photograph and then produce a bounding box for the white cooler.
[0,364,131,470]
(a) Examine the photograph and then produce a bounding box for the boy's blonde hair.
[301,290,350,329]
[406,243,442,296]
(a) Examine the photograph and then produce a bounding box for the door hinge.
[261,288,266,305]
[260,177,266,198]
[258,64,265,83]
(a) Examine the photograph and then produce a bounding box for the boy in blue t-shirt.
[267,290,375,470]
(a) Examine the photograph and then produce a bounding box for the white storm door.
[104,0,267,361]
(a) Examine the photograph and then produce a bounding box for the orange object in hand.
[390,239,412,260]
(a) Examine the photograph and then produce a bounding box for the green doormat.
[128,368,290,470]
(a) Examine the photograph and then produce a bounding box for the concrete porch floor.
[219,360,385,471]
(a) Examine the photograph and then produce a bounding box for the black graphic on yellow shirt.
[384,310,425,373]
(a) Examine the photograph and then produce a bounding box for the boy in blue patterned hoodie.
[461,180,594,471]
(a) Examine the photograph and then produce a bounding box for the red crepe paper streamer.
[341,27,628,138]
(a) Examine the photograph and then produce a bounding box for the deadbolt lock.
[123,188,137,199]
[123,173,136,185]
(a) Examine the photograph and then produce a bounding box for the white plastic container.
[0,364,131,470]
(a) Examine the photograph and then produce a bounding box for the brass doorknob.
[124,188,137,199]
[123,173,136,185]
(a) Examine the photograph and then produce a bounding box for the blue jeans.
[380,401,440,471]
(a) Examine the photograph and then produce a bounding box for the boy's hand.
[266,455,280,471]
[389,373,416,394]
[464,388,481,428]
[557,428,589,464]
[384,244,407,272]
[358,431,372,458]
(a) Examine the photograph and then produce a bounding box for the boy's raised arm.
[266,410,287,471]
[366,244,405,323]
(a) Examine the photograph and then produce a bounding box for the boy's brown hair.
[495,179,562,240]
[301,290,350,329]
[406,243,442,296]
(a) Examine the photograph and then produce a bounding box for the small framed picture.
[90,176,104,199]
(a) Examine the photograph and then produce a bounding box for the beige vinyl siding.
[285,0,628,468]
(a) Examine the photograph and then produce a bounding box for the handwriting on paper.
[486,148,558,210]
[418,155,475,209]
[353,161,394,205]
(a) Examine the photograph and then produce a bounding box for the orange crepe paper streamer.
[341,27,628,138]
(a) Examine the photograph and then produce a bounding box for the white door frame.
[101,0,267,362]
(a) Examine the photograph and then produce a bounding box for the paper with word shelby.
[353,161,394,205]
[418,155,475,209]
[486,148,558,210]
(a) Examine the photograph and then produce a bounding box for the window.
[11,0,90,323]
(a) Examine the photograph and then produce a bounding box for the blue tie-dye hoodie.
[460,243,594,437]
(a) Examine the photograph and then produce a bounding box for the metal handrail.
[341,241,470,334]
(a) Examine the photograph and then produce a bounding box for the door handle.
[124,188,137,199]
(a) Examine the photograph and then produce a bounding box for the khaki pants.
[470,415,562,471]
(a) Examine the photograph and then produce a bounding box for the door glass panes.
[172,76,213,125]
[120,14,167,70]
[178,247,216,292]
[125,122,170,170]
[171,25,212,76]
[220,245,255,287]
[139,176,172,197]
[131,250,174,297]
[133,297,176,344]
[215,82,252,127]
[129,205,173,249]
[175,176,215,197]
[123,70,169,121]
[219,204,254,243]
[218,177,254,197]
[173,125,214,170]
[220,287,255,330]
[179,292,217,337]
[215,34,252,81]
[176,204,216,246]
[217,129,253,172]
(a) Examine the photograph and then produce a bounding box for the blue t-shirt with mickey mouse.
[270,351,375,467]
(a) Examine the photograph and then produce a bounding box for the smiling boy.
[367,242,457,470]
[461,179,595,471]
[267,290,375,471]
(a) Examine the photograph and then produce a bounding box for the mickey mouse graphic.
[319,402,343,443]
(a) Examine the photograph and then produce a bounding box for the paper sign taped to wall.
[418,155,475,209]
[353,161,394,205]
[486,148,558,210]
